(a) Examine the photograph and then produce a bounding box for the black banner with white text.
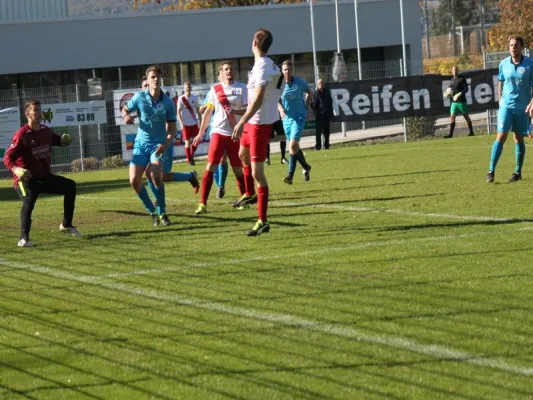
[327,69,499,121]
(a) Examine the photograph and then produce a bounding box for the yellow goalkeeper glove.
[13,167,31,180]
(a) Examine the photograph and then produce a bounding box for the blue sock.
[489,140,504,172]
[288,154,296,178]
[154,184,166,215]
[295,150,310,170]
[221,161,229,188]
[171,172,191,182]
[213,167,220,188]
[515,142,526,174]
[137,186,155,214]
[147,179,157,200]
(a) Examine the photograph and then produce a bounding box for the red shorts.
[182,124,199,140]
[240,123,272,163]
[208,133,242,167]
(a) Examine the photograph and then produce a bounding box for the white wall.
[0,0,422,75]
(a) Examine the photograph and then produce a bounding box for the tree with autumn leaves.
[488,0,533,50]
[133,0,306,11]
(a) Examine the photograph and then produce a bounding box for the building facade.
[0,0,421,90]
[0,0,68,22]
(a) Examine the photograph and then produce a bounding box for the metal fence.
[0,58,476,177]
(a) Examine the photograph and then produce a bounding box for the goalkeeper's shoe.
[189,170,200,194]
[486,171,495,183]
[303,165,312,182]
[247,220,270,236]
[195,203,207,215]
[60,224,82,237]
[508,172,522,183]
[160,214,171,226]
[232,193,257,208]
[151,213,160,226]
[17,238,33,247]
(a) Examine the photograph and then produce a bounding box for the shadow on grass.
[338,169,461,181]
[375,218,533,232]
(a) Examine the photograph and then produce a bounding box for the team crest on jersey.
[519,67,526,74]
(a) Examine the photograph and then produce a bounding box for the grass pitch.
[0,135,532,399]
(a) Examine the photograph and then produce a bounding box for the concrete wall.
[0,0,422,75]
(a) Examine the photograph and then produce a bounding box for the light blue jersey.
[127,90,177,146]
[498,56,533,110]
[280,77,309,119]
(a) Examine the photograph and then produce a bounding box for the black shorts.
[271,119,285,138]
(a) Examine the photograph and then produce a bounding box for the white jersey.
[206,81,248,136]
[178,94,199,126]
[247,57,283,125]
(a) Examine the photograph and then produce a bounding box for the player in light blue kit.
[121,65,175,226]
[278,60,313,184]
[487,36,533,183]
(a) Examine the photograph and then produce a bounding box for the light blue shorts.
[497,107,529,136]
[282,116,306,142]
[130,142,170,168]
[163,145,174,174]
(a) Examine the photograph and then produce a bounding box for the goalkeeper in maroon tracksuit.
[3,99,82,247]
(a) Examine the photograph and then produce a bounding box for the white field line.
[77,196,529,223]
[94,226,533,279]
[0,257,532,377]
[271,202,523,222]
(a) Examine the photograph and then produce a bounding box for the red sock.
[257,186,269,222]
[236,174,246,196]
[243,165,255,196]
[191,144,198,156]
[184,147,191,164]
[200,170,214,205]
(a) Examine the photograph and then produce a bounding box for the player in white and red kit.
[177,82,201,166]
[232,28,283,236]
[193,61,248,215]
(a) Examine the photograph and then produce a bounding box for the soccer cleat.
[195,203,207,215]
[216,187,225,199]
[59,224,82,237]
[443,134,453,139]
[508,172,522,183]
[232,193,257,208]
[189,159,195,166]
[247,220,270,236]
[151,213,160,226]
[17,238,33,247]
[281,158,288,164]
[189,170,200,194]
[486,171,495,183]
[283,175,293,185]
[237,204,251,211]
[160,214,171,226]
[265,159,271,166]
[303,165,312,182]
[468,132,475,137]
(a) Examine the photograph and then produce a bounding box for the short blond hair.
[24,99,41,114]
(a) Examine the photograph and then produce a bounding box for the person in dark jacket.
[311,79,333,150]
[444,66,474,138]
